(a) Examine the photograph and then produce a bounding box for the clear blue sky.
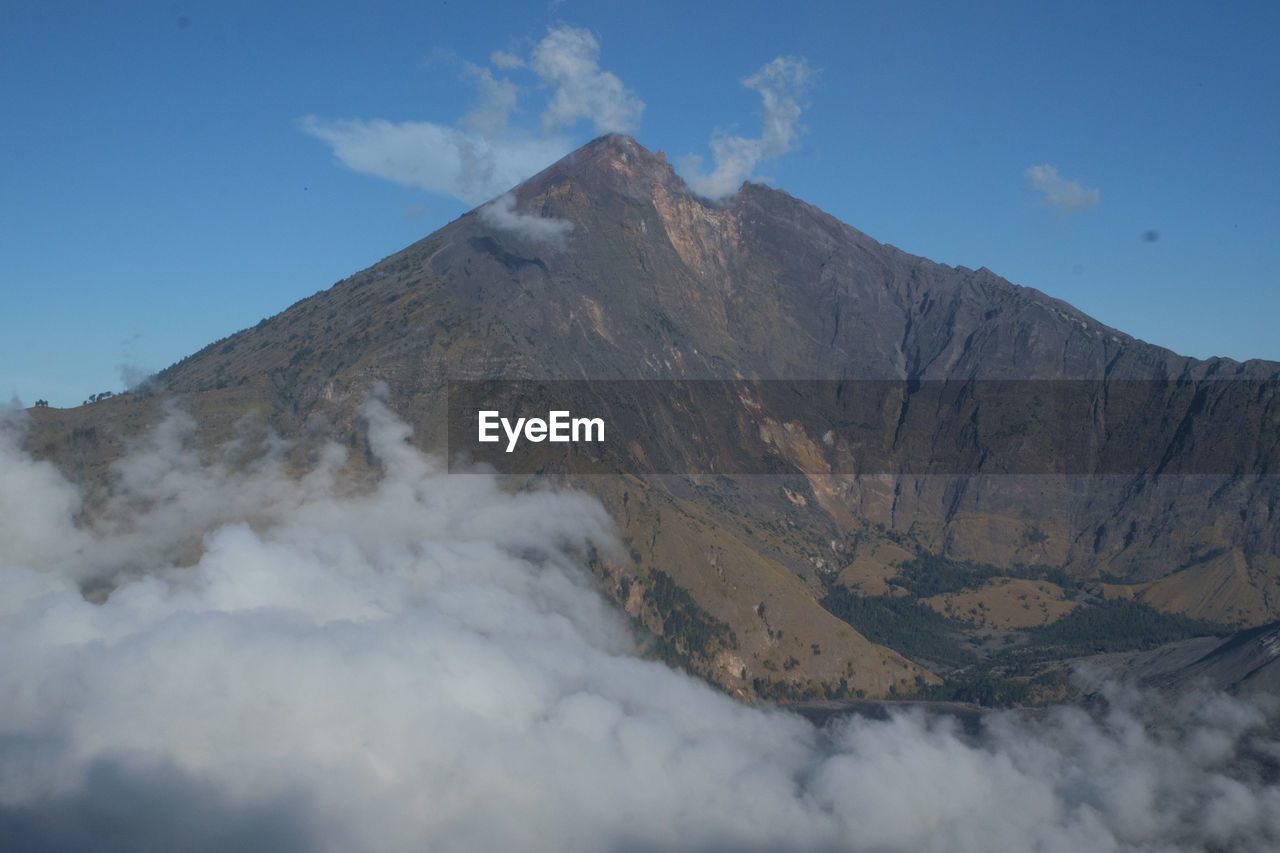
[4,1,1278,407]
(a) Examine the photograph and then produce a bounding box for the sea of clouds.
[2,394,1278,852]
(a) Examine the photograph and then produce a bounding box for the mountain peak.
[580,132,649,157]
[576,133,671,174]
[518,134,688,205]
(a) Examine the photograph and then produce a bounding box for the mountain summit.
[31,135,1280,702]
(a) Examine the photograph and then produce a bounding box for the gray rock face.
[421,135,1280,602]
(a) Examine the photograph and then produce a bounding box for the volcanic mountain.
[29,134,1280,702]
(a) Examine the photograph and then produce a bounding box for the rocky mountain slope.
[28,134,1280,702]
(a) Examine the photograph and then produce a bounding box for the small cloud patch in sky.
[530,26,644,135]
[683,56,814,199]
[459,63,519,137]
[490,49,525,70]
[1026,164,1100,213]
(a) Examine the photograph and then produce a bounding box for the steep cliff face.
[29,134,1280,701]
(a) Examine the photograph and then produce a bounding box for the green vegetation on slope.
[643,569,735,665]
[820,583,978,669]
[889,553,1076,598]
[1021,597,1227,656]
[820,559,1231,707]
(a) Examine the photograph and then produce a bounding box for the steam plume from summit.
[685,56,814,199]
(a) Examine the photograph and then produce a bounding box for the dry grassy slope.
[584,475,936,700]
[837,541,915,596]
[1100,549,1280,624]
[925,578,1079,629]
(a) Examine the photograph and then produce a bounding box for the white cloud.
[459,63,519,137]
[0,407,90,576]
[685,56,814,199]
[530,26,644,135]
[746,55,812,158]
[2,395,1279,852]
[478,192,574,246]
[302,26,642,210]
[490,49,525,70]
[682,136,768,200]
[300,115,570,207]
[1026,164,1100,212]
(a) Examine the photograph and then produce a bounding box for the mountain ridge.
[27,134,1280,703]
[159,133,1280,394]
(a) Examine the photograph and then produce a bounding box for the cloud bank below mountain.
[1,399,1278,852]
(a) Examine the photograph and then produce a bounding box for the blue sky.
[3,1,1278,407]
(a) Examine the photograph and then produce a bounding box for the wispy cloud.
[684,56,814,199]
[299,116,568,207]
[530,26,644,135]
[1026,164,1100,213]
[459,63,519,137]
[478,192,573,246]
[490,49,525,70]
[301,26,641,210]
